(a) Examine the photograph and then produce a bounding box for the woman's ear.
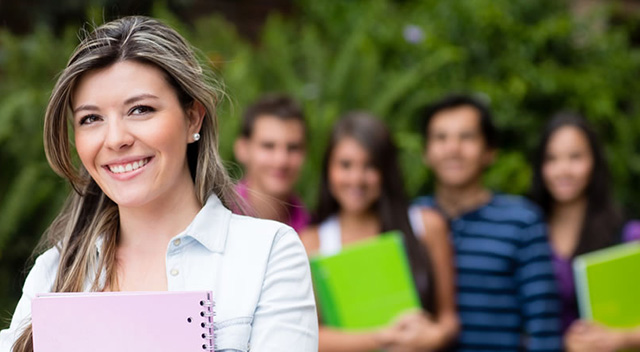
[186,100,206,140]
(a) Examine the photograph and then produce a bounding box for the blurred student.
[300,112,459,351]
[413,95,563,351]
[529,112,640,352]
[233,94,310,232]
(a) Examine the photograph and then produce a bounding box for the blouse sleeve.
[0,248,59,352]
[249,227,319,352]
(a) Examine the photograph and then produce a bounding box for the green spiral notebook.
[573,241,640,327]
[309,231,420,330]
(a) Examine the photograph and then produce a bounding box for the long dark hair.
[315,112,436,313]
[530,112,622,256]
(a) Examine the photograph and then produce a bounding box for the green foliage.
[2,0,640,326]
[206,0,640,208]
[0,25,76,315]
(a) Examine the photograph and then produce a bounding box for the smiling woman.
[0,16,318,352]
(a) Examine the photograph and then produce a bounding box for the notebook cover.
[573,242,640,328]
[31,291,214,352]
[310,231,420,330]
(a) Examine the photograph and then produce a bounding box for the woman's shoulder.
[31,246,61,275]
[222,214,310,272]
[226,213,309,254]
[418,207,448,232]
[228,213,297,239]
[299,225,320,255]
[416,207,450,248]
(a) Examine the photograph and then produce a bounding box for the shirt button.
[173,238,181,247]
[170,269,179,276]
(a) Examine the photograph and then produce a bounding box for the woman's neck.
[549,197,588,258]
[117,182,201,251]
[338,210,380,245]
[112,178,201,292]
[435,180,491,218]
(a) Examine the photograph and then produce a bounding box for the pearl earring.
[193,133,201,142]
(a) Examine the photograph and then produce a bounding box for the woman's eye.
[79,114,100,125]
[339,160,352,169]
[569,152,584,161]
[130,105,155,115]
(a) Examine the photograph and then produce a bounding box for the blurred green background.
[2,0,640,328]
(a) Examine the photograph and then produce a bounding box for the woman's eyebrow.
[124,93,159,105]
[73,104,99,114]
[72,94,160,113]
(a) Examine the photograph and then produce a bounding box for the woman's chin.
[105,192,152,209]
[552,192,585,205]
[341,203,373,215]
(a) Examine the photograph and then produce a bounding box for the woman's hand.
[378,310,445,352]
[318,325,399,352]
[565,321,626,352]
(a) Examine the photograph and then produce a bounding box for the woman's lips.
[103,156,153,177]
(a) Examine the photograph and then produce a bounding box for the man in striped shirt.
[414,95,563,351]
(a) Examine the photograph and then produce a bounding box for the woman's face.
[72,60,201,209]
[328,137,382,214]
[542,125,594,205]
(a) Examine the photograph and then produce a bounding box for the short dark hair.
[421,94,497,148]
[240,93,306,138]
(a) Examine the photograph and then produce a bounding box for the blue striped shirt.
[414,194,563,352]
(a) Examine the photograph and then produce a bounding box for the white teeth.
[108,158,149,174]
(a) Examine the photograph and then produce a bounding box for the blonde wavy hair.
[13,16,239,351]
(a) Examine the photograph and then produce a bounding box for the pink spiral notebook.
[31,291,214,352]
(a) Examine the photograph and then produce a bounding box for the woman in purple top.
[530,112,640,351]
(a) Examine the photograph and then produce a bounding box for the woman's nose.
[104,118,134,150]
[348,167,367,184]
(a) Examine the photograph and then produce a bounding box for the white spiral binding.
[200,322,214,329]
[200,293,215,351]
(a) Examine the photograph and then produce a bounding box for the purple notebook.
[31,291,214,352]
